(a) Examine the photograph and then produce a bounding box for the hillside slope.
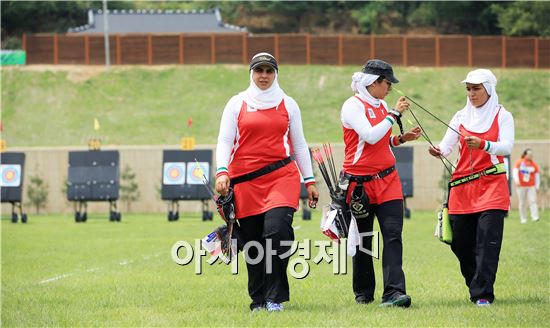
[2,65,548,147]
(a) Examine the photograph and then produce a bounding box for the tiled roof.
[68,8,246,34]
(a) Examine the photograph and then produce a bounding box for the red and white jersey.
[439,105,514,159]
[447,108,512,214]
[341,95,403,204]
[216,95,314,218]
[229,100,291,174]
[342,96,396,175]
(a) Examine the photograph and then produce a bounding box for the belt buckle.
[372,173,381,180]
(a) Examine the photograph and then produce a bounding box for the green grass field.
[1,66,549,147]
[2,210,548,327]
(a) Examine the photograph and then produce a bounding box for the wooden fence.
[23,33,550,68]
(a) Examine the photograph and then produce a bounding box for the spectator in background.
[513,149,540,223]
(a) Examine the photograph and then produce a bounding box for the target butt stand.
[161,149,213,222]
[1,152,28,223]
[67,142,121,223]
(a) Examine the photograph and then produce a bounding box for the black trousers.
[238,206,295,309]
[450,210,505,303]
[352,199,406,301]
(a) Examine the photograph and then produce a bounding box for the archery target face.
[1,164,21,187]
[187,162,209,185]
[163,162,186,185]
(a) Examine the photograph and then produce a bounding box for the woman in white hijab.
[340,59,421,308]
[429,68,514,307]
[215,52,319,312]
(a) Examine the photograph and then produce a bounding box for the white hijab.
[350,72,381,108]
[459,69,500,133]
[239,69,285,110]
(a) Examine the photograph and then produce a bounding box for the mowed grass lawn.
[2,66,549,147]
[1,210,548,327]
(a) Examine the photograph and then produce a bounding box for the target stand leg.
[81,202,88,222]
[17,202,27,223]
[403,197,411,219]
[10,202,18,223]
[167,201,173,221]
[74,201,86,223]
[168,200,179,221]
[74,201,79,223]
[109,200,121,222]
[201,200,212,221]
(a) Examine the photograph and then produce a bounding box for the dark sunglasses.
[253,67,275,74]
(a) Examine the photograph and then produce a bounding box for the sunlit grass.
[2,210,548,326]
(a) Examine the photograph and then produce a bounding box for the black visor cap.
[361,59,399,83]
[250,53,278,72]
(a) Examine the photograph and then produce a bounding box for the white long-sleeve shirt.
[439,107,514,157]
[216,95,315,183]
[341,96,394,145]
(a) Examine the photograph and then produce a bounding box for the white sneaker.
[532,217,540,222]
[520,219,527,224]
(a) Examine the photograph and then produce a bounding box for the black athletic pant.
[238,206,295,309]
[450,210,505,303]
[353,199,406,301]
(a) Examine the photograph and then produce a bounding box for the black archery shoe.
[356,295,374,304]
[380,292,411,308]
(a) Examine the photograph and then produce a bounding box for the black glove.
[216,187,236,223]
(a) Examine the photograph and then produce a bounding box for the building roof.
[68,8,246,34]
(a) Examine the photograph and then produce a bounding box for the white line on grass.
[36,251,162,285]
[38,273,73,284]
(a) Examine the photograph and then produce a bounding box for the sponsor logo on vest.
[368,108,376,118]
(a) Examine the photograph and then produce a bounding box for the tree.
[2,2,87,44]
[120,164,140,213]
[26,174,48,214]
[430,2,499,35]
[351,2,393,34]
[1,1,134,49]
[491,2,550,37]
[2,0,548,46]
